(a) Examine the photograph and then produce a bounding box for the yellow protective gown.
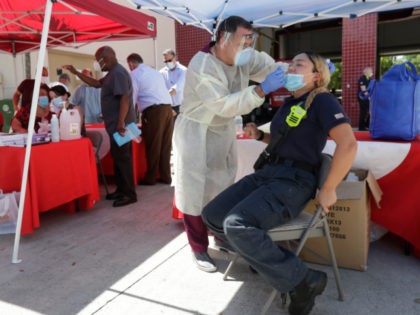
[173,49,278,216]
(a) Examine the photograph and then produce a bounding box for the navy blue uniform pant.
[202,163,317,292]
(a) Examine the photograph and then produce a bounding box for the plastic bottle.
[50,114,60,142]
[59,107,81,140]
[234,115,244,137]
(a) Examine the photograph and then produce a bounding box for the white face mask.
[93,60,103,72]
[52,96,64,109]
[233,47,253,66]
[166,61,176,70]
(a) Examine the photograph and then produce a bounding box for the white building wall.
[0,3,175,100]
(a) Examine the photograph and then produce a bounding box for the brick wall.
[342,13,377,127]
[175,23,212,66]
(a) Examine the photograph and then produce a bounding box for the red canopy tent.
[1,0,157,263]
[0,0,156,55]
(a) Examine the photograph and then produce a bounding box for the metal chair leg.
[223,253,239,280]
[280,292,287,307]
[97,159,109,195]
[323,219,344,301]
[260,289,277,315]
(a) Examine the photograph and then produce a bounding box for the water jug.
[59,108,81,140]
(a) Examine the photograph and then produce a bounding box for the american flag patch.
[334,113,344,119]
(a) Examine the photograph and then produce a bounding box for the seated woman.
[202,52,357,315]
[11,83,52,133]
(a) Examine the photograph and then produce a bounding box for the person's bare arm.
[243,122,270,143]
[12,90,21,112]
[317,123,357,213]
[11,117,26,133]
[62,65,102,88]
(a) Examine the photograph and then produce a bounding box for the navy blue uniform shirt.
[270,92,350,166]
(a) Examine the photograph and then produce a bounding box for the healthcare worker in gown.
[173,15,286,272]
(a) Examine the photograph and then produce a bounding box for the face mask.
[166,61,175,70]
[234,47,253,66]
[93,60,103,72]
[52,96,64,108]
[38,96,49,108]
[284,74,306,92]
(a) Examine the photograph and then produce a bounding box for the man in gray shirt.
[63,46,137,207]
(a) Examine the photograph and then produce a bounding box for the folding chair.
[222,154,344,315]
[85,130,110,195]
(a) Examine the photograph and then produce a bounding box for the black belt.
[270,157,317,174]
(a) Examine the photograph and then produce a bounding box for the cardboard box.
[300,169,382,271]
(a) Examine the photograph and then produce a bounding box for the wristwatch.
[257,130,265,141]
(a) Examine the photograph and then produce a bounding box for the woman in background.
[11,83,52,133]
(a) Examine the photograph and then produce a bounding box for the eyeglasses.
[236,32,258,50]
[164,59,173,63]
[242,32,258,41]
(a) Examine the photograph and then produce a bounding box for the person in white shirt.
[160,49,187,118]
[127,53,174,185]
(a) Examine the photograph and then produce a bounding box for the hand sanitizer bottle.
[234,115,244,137]
[51,114,60,142]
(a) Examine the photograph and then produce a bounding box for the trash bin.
[0,99,13,132]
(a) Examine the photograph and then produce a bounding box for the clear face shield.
[222,31,258,50]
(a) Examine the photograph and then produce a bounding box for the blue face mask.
[38,96,49,108]
[52,96,64,108]
[234,47,253,66]
[284,74,306,92]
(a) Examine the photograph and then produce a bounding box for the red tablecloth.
[355,132,420,254]
[0,138,100,235]
[85,123,148,183]
[173,131,420,254]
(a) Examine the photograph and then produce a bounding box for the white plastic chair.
[222,154,344,315]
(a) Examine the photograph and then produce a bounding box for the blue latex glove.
[260,67,285,95]
[326,59,335,74]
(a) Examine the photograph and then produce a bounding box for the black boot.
[288,269,327,315]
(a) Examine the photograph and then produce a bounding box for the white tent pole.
[12,41,18,88]
[12,0,54,264]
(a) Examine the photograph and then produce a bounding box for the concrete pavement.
[0,184,419,315]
